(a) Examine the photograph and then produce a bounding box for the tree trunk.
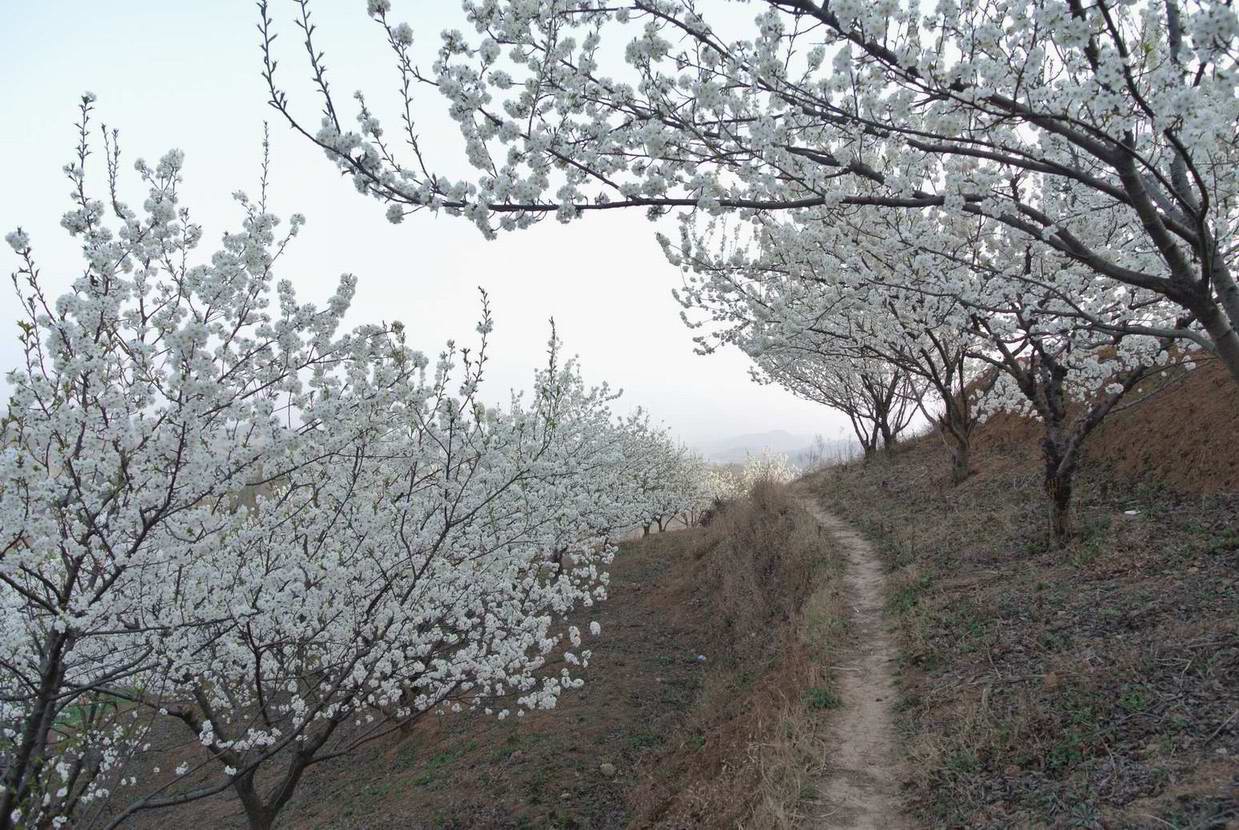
[641,524,650,538]
[949,437,971,485]
[1040,423,1080,547]
[878,415,896,451]
[1044,461,1075,546]
[1195,293,1239,385]
[245,810,275,830]
[0,631,70,830]
[940,401,974,485]
[234,774,276,830]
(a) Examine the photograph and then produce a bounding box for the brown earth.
[975,358,1239,494]
[1089,359,1239,493]
[796,497,908,829]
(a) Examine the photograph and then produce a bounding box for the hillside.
[803,360,1239,828]
[28,363,1239,830]
[103,363,1238,829]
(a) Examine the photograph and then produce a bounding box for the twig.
[1202,709,1237,747]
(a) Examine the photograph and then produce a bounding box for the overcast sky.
[0,2,853,446]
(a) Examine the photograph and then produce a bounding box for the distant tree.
[605,413,699,535]
[799,434,858,470]
[757,355,922,460]
[670,220,980,481]
[736,449,799,490]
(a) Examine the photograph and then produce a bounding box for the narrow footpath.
[799,495,908,829]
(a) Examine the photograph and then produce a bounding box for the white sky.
[0,1,851,446]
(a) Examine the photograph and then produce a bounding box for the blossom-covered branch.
[260,0,1239,380]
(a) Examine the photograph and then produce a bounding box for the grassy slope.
[124,484,844,829]
[804,362,1239,829]
[629,482,847,828]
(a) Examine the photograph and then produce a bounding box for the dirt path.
[799,495,908,829]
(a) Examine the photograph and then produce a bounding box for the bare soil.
[797,497,908,830]
[983,358,1239,494]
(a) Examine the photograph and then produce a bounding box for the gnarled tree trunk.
[948,435,972,486]
[974,314,1154,547]
[1041,426,1078,546]
[936,391,977,486]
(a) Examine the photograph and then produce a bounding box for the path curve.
[798,495,908,830]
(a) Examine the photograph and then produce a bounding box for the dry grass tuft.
[628,479,848,828]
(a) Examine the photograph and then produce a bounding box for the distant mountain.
[791,436,861,467]
[692,430,801,464]
[694,429,860,466]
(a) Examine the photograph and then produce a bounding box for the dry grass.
[629,479,848,828]
[741,571,854,830]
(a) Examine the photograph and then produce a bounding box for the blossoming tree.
[0,99,685,830]
[754,355,922,460]
[669,213,984,481]
[605,414,700,534]
[735,449,799,491]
